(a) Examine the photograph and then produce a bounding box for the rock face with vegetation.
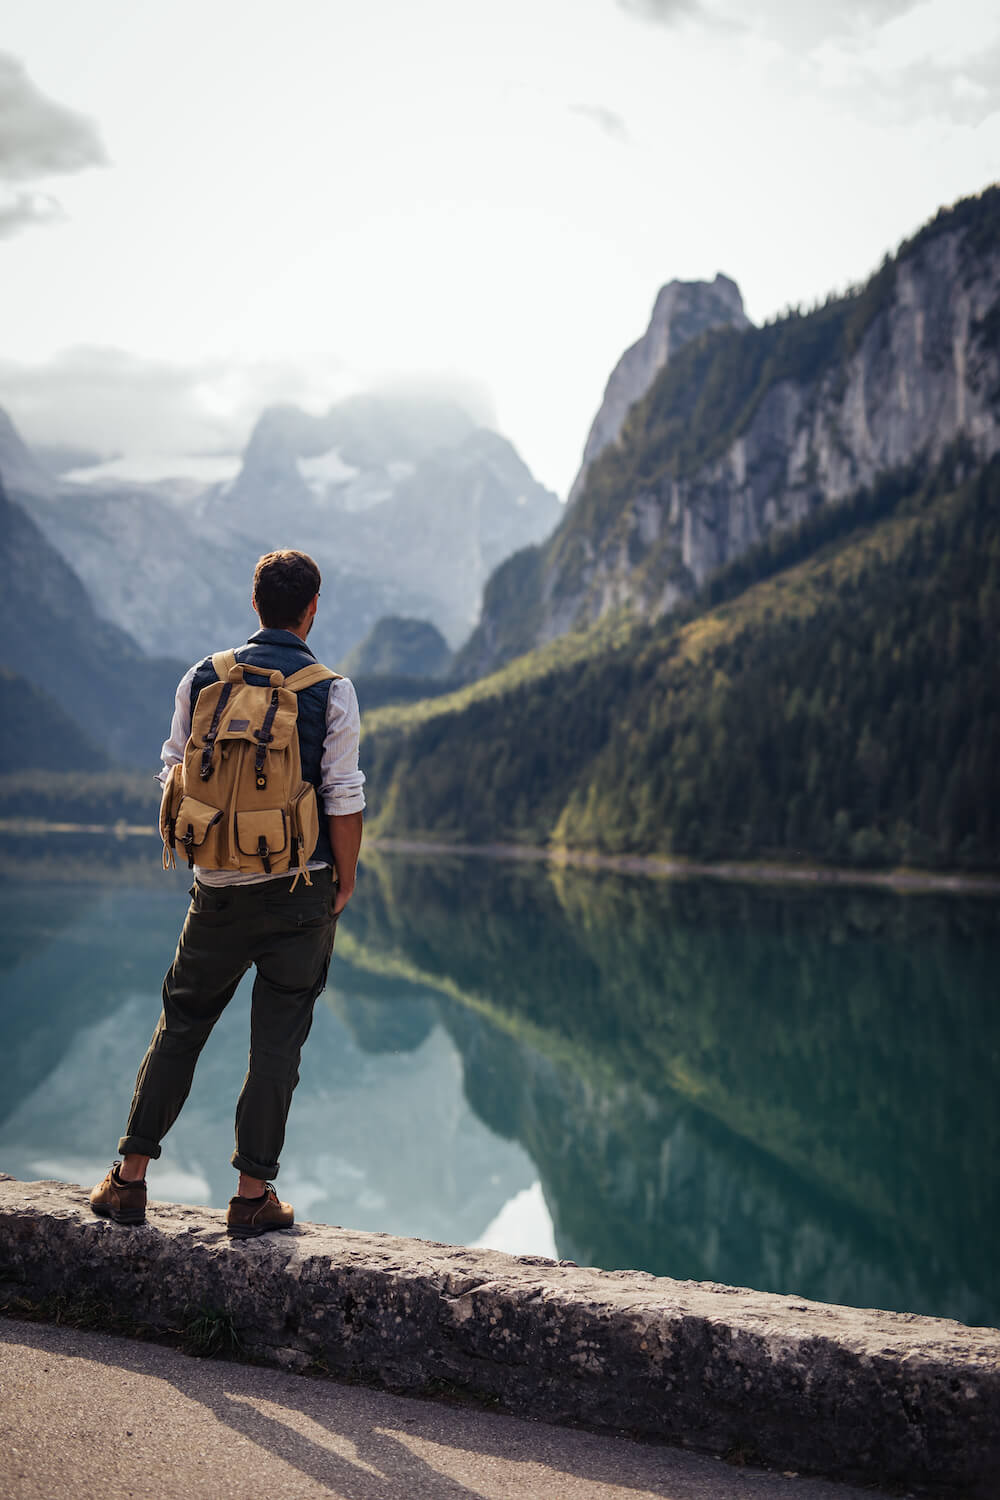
[456,189,1000,680]
[566,272,749,506]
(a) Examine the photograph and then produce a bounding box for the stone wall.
[1,1176,997,1497]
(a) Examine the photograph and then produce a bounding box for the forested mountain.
[456,188,1000,681]
[340,615,452,679]
[0,476,185,768]
[362,448,1000,872]
[0,667,110,773]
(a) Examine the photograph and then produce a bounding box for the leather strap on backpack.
[211,650,238,681]
[283,664,341,693]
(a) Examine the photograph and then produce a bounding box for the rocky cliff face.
[0,408,57,500]
[209,399,562,647]
[566,272,749,506]
[459,189,1000,679]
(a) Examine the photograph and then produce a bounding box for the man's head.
[252,550,322,635]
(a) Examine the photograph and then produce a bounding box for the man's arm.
[158,664,198,781]
[319,677,366,914]
[328,811,364,914]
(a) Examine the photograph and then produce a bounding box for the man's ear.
[251,594,261,619]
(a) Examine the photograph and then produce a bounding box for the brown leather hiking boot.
[90,1163,147,1225]
[226,1184,294,1239]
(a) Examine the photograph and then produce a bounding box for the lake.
[0,839,997,1329]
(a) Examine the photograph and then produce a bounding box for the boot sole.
[226,1221,292,1239]
[91,1203,146,1226]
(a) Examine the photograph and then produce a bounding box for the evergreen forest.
[361,452,1000,873]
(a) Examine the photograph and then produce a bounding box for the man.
[90,549,364,1237]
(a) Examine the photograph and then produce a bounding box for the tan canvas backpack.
[159,649,339,888]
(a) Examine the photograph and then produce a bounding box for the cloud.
[617,0,702,23]
[570,104,632,143]
[614,0,1000,124]
[0,53,106,238]
[0,188,64,239]
[866,44,1000,125]
[0,53,107,180]
[0,348,295,460]
[0,348,495,467]
[370,371,499,430]
[806,23,1000,125]
[616,0,922,45]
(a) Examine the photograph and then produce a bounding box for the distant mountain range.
[0,391,560,670]
[204,395,561,650]
[0,391,560,767]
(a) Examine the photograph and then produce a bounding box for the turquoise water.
[1,842,997,1328]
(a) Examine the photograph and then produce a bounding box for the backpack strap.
[211,649,238,682]
[283,664,341,693]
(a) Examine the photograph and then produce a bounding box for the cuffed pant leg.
[232,873,338,1180]
[119,884,251,1159]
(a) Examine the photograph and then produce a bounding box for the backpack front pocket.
[172,795,224,868]
[234,808,288,874]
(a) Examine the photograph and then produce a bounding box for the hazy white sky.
[0,0,997,495]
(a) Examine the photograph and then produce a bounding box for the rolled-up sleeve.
[320,676,366,816]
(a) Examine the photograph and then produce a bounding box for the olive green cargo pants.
[119,868,338,1180]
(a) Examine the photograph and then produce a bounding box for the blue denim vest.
[190,628,335,866]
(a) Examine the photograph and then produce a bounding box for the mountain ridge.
[456,186,1000,682]
[566,271,749,506]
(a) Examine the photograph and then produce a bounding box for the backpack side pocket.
[289,782,320,875]
[159,763,184,870]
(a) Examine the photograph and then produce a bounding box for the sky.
[0,0,997,498]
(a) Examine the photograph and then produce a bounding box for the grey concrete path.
[0,1318,899,1500]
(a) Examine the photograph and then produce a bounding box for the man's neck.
[254,621,309,643]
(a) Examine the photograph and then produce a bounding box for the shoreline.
[367,836,1000,897]
[1,821,997,896]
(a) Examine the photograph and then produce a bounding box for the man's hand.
[328,811,363,916]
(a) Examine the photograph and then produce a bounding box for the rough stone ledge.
[1,1176,997,1498]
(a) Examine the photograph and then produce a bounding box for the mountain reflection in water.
[0,848,997,1327]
